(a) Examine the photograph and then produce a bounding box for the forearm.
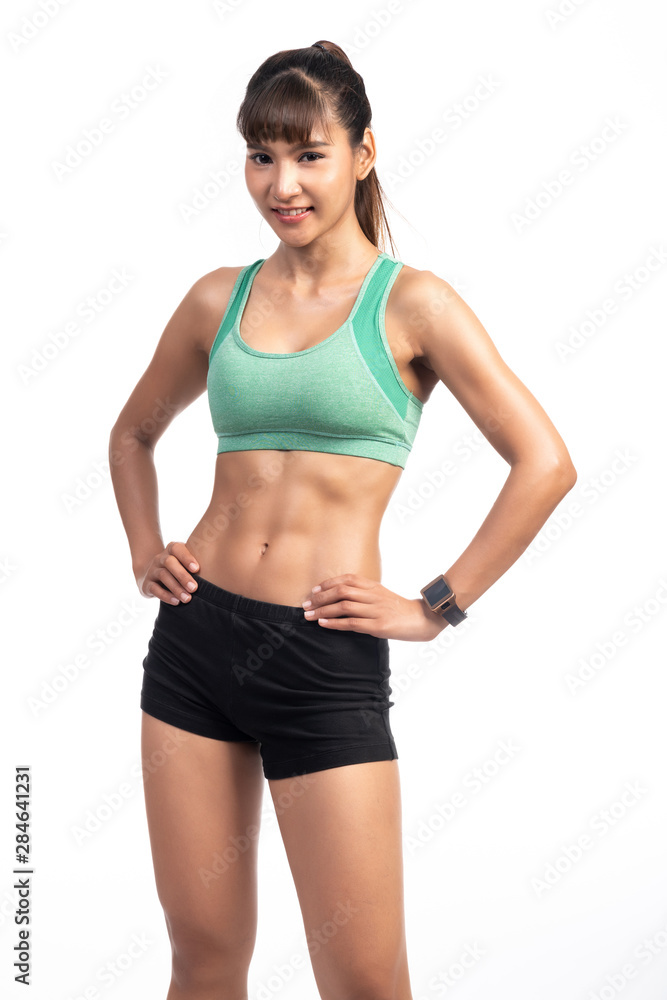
[108,433,165,577]
[438,458,577,613]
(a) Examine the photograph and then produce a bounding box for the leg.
[267,759,413,1000]
[141,712,264,999]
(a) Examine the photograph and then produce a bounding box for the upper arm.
[406,270,576,474]
[109,267,236,450]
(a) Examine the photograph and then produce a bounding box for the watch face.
[423,578,453,606]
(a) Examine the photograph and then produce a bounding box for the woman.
[109,40,576,1000]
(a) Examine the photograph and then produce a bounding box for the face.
[244,117,375,245]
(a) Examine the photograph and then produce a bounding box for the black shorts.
[140,573,398,780]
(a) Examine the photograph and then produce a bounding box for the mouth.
[272,206,314,221]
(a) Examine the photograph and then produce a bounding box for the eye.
[247,152,323,164]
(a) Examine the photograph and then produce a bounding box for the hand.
[301,573,448,642]
[135,541,200,605]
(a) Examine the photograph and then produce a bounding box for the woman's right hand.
[134,542,200,604]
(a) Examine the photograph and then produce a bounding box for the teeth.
[277,208,310,215]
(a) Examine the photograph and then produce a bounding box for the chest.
[237,269,436,405]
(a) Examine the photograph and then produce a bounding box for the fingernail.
[312,585,321,593]
[181,592,190,601]
[187,581,197,591]
[189,562,198,570]
[304,610,315,617]
[302,600,312,608]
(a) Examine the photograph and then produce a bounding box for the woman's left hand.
[301,573,448,642]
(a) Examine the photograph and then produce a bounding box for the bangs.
[238,71,335,148]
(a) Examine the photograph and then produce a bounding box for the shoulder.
[390,263,467,371]
[180,264,247,353]
[190,263,247,313]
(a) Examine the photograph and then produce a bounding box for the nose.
[271,162,303,202]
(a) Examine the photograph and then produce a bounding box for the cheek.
[320,167,354,200]
[244,167,261,197]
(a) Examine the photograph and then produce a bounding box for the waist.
[183,450,397,604]
[184,527,382,607]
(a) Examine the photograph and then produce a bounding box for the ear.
[356,126,377,181]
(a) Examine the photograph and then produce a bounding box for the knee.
[164,912,255,984]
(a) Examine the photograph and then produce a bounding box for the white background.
[2,0,666,997]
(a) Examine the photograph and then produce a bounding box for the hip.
[143,572,393,701]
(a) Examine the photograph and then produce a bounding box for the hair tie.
[313,43,328,53]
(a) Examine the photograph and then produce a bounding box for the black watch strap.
[440,602,468,626]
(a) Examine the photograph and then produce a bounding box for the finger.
[309,573,375,594]
[316,616,375,633]
[169,541,200,573]
[153,566,195,603]
[162,551,199,595]
[304,598,375,621]
[144,577,182,605]
[307,585,375,610]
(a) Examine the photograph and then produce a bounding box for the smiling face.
[244,116,375,247]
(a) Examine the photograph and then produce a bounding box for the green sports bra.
[207,251,424,469]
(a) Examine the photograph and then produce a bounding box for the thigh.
[141,712,264,960]
[267,759,412,1000]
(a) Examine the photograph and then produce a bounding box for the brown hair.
[237,40,399,256]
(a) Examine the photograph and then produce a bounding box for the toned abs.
[186,261,439,607]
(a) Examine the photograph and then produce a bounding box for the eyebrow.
[246,140,331,151]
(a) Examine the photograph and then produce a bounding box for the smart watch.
[420,574,468,626]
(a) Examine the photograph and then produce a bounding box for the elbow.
[547,452,578,499]
[512,449,577,498]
